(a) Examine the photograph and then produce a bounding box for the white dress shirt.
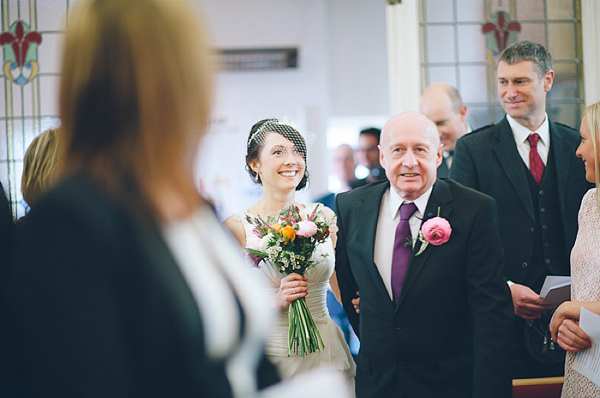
[506,113,550,167]
[374,186,433,300]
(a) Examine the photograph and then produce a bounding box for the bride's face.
[252,132,306,191]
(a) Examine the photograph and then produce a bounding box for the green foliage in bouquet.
[245,204,331,356]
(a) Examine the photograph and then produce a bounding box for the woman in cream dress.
[550,102,600,398]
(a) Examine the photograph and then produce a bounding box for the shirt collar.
[388,184,434,220]
[506,113,550,146]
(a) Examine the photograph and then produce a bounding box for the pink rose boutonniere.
[413,207,452,256]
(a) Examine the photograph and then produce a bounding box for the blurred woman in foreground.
[2,0,276,396]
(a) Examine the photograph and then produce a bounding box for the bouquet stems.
[287,297,324,357]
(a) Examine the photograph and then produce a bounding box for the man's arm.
[333,194,360,336]
[465,197,513,398]
[449,138,479,190]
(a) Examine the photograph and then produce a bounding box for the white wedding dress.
[237,203,356,383]
[562,188,600,398]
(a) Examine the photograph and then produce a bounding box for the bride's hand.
[276,273,308,310]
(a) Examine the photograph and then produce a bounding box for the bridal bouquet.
[245,204,330,357]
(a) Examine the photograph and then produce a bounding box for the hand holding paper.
[539,276,571,307]
[572,308,600,387]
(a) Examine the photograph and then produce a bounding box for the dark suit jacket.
[437,157,450,178]
[0,182,14,268]
[1,175,277,397]
[450,117,591,285]
[335,179,513,398]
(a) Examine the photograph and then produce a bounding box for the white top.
[507,113,550,167]
[563,188,600,398]
[374,185,433,300]
[162,206,274,396]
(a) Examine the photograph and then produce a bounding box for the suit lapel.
[549,120,571,214]
[396,179,452,310]
[493,117,534,220]
[357,182,396,311]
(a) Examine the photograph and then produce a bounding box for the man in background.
[420,83,470,178]
[316,144,365,209]
[357,127,387,183]
[450,40,592,379]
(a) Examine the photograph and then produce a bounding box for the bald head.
[379,111,442,200]
[419,83,468,152]
[332,144,356,184]
[381,111,440,148]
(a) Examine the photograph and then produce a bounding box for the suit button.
[540,207,546,213]
[394,324,402,331]
[546,259,551,265]
[544,242,549,248]
[522,262,528,268]
[529,227,534,234]
[543,224,548,230]
[539,190,545,196]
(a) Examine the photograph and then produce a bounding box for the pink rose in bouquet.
[246,232,263,251]
[421,217,452,246]
[295,220,318,237]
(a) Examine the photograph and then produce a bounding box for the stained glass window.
[420,0,584,131]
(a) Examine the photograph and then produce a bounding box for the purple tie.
[391,202,417,302]
[527,133,545,185]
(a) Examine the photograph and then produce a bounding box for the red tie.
[527,133,545,185]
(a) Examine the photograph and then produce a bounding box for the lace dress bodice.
[236,203,355,382]
[563,189,600,398]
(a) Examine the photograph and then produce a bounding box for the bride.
[224,118,356,383]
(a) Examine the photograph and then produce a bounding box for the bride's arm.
[222,216,246,247]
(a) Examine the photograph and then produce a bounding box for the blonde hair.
[583,102,600,208]
[59,0,213,220]
[21,128,62,206]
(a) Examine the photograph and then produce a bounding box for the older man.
[335,111,513,398]
[450,41,593,379]
[420,84,470,177]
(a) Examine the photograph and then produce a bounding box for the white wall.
[196,0,389,219]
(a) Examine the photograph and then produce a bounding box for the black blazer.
[437,157,450,178]
[1,175,275,397]
[335,179,513,398]
[450,117,592,285]
[0,182,14,268]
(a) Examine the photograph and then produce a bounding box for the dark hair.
[498,40,553,78]
[359,127,381,142]
[245,118,309,190]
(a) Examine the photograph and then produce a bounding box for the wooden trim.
[512,376,564,386]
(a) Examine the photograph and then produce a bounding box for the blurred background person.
[1,0,277,397]
[549,101,600,398]
[419,83,470,178]
[20,128,61,213]
[356,127,386,183]
[316,144,365,209]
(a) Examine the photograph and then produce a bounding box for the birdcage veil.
[245,117,315,190]
[247,117,316,151]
